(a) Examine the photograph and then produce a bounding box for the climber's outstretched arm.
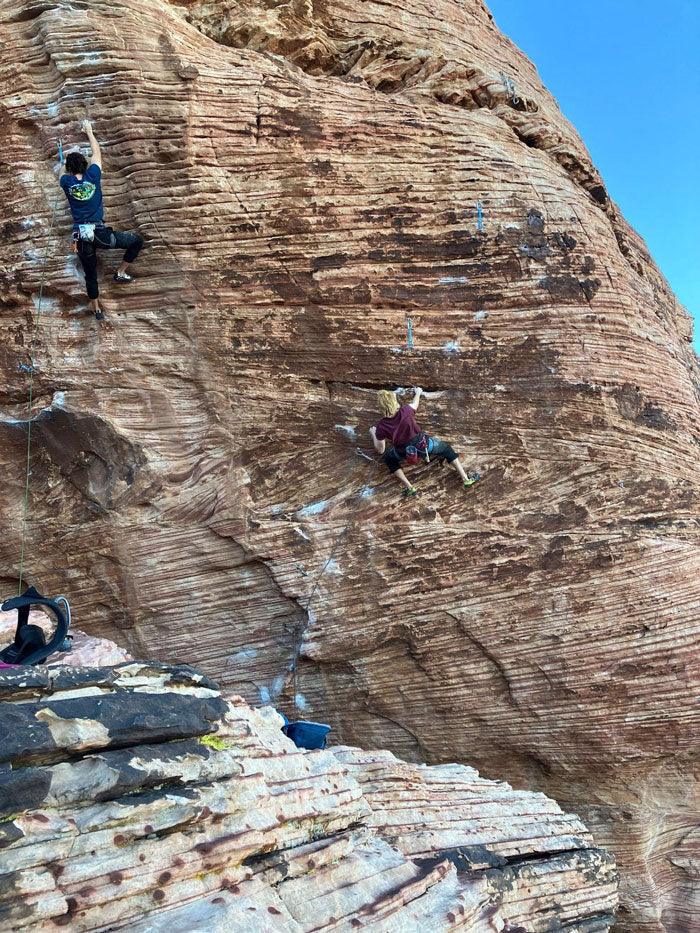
[409,386,423,411]
[83,120,102,168]
[369,426,386,455]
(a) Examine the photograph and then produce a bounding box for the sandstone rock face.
[0,660,617,931]
[0,0,698,929]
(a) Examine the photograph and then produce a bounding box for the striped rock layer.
[0,0,698,930]
[0,661,617,931]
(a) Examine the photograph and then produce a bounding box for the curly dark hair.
[65,152,88,175]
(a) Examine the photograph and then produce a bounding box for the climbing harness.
[499,71,519,106]
[476,199,484,231]
[0,587,71,666]
[17,178,61,594]
[406,316,414,349]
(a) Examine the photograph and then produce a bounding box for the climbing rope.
[17,186,61,594]
[290,455,379,707]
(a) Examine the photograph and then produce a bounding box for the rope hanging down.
[290,455,379,707]
[18,185,62,594]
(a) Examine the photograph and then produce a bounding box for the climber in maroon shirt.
[369,388,479,497]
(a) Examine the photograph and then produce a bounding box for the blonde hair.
[377,390,399,418]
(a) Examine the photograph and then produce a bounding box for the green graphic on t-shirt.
[69,181,96,201]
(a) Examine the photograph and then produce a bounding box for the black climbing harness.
[0,587,71,666]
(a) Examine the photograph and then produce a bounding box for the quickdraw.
[499,71,520,106]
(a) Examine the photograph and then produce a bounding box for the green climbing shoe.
[402,487,418,498]
[463,472,480,488]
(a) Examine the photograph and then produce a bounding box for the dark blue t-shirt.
[60,163,104,226]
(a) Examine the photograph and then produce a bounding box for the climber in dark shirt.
[370,388,479,497]
[59,120,144,320]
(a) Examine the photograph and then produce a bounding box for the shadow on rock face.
[0,405,158,512]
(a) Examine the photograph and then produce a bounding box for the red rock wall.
[0,1,698,929]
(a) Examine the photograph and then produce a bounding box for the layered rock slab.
[0,660,616,931]
[0,0,698,929]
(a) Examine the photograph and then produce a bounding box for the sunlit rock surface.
[0,0,698,929]
[0,660,616,931]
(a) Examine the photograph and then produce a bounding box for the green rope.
[18,190,61,594]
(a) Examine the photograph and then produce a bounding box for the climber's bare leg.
[394,468,414,491]
[117,259,131,276]
[450,458,469,482]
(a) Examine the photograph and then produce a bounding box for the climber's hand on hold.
[82,120,102,169]
[410,387,423,411]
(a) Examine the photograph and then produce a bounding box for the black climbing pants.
[76,226,144,299]
[384,437,458,473]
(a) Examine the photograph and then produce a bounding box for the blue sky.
[487,0,700,354]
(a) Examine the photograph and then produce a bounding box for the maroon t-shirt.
[375,405,421,446]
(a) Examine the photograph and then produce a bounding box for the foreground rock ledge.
[0,662,616,932]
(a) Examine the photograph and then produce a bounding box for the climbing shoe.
[94,308,104,321]
[113,271,133,283]
[402,487,418,498]
[463,472,480,488]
